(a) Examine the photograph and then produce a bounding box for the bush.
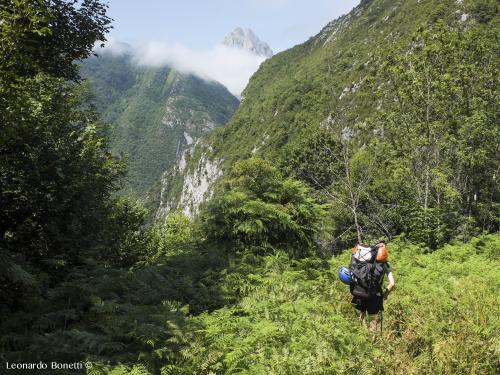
[202,158,328,258]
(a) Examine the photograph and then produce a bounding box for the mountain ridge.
[80,51,239,207]
[222,27,273,57]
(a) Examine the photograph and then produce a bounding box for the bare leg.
[359,311,366,326]
[368,314,380,335]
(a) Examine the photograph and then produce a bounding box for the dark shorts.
[352,295,384,315]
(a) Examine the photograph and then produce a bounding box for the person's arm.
[383,261,395,298]
[383,270,395,299]
[386,271,395,291]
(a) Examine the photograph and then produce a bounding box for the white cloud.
[97,36,133,56]
[102,38,266,97]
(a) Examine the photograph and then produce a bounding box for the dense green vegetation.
[169,0,498,249]
[202,158,328,258]
[153,234,499,375]
[0,0,146,367]
[80,51,239,204]
[24,219,496,375]
[1,0,498,374]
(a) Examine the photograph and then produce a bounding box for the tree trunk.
[424,166,430,210]
[353,208,362,243]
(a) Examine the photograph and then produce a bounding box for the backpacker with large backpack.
[349,245,385,299]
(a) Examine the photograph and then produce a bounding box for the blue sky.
[106,0,360,53]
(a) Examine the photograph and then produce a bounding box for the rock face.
[157,142,223,219]
[222,27,273,57]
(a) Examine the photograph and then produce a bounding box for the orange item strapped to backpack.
[376,244,389,262]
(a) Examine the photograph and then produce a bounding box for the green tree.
[147,211,194,262]
[0,0,137,362]
[0,0,111,81]
[372,20,499,246]
[286,123,392,249]
[202,158,328,258]
[1,0,115,292]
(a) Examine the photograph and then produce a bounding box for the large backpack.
[349,246,385,299]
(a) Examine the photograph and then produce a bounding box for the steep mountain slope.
[80,51,240,203]
[158,0,497,221]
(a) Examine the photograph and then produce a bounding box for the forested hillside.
[80,51,239,204]
[160,0,499,249]
[1,0,498,375]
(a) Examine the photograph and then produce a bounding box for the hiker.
[350,240,395,335]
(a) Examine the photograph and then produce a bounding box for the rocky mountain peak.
[222,27,273,58]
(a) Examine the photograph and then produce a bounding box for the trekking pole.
[380,311,383,336]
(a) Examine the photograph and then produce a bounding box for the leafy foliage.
[371,236,500,374]
[0,0,118,309]
[370,20,499,247]
[147,211,194,261]
[202,158,328,258]
[1,0,146,367]
[0,0,111,81]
